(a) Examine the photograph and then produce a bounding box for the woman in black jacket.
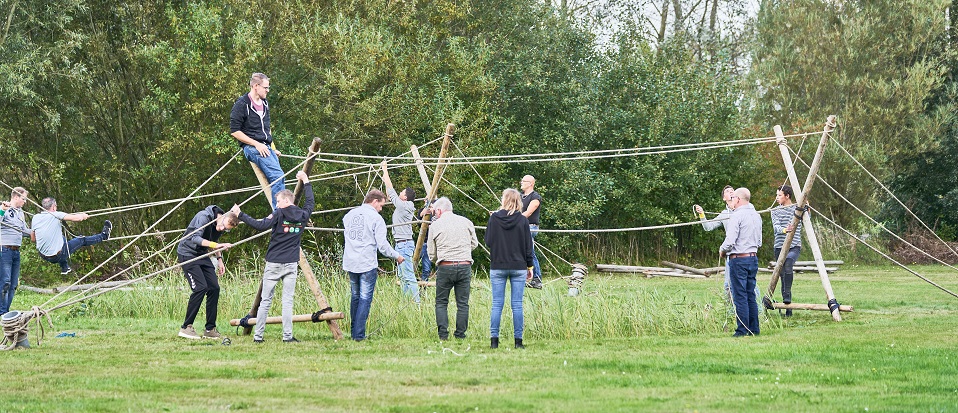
[485,188,534,349]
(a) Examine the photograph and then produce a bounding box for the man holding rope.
[380,161,421,304]
[230,72,285,209]
[342,189,405,341]
[32,197,112,276]
[176,205,239,340]
[0,187,32,314]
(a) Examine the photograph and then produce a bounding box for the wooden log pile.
[764,260,844,273]
[595,261,725,279]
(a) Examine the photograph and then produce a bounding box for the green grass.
[3,264,958,412]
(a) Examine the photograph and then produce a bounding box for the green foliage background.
[1,0,955,283]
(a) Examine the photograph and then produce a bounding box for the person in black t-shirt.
[520,175,543,289]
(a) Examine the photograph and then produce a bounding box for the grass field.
[3,263,958,412]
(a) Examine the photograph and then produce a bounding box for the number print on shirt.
[347,215,365,241]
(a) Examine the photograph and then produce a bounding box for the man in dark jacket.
[230,72,285,209]
[235,171,314,343]
[176,205,239,340]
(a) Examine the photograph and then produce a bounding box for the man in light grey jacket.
[380,161,420,303]
[342,189,405,341]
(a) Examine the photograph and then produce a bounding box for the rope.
[450,140,499,204]
[51,149,323,310]
[810,206,958,299]
[788,148,958,274]
[830,137,958,260]
[1,307,51,351]
[40,149,243,308]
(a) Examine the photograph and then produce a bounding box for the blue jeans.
[0,247,20,314]
[723,260,761,307]
[40,234,107,273]
[729,256,760,336]
[243,144,285,209]
[529,224,541,282]
[348,269,379,341]
[490,269,526,339]
[420,244,431,281]
[395,240,420,303]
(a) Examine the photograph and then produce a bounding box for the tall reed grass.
[59,255,750,340]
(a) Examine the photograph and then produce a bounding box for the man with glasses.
[230,72,285,209]
[720,188,762,337]
[519,175,543,289]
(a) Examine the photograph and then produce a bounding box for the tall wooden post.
[411,124,455,267]
[410,145,433,196]
[245,138,343,339]
[767,116,843,321]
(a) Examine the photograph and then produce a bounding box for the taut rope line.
[40,150,243,308]
[810,206,958,299]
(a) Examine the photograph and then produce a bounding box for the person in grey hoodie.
[485,188,534,349]
[342,189,404,341]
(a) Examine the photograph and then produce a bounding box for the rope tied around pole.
[1,307,52,351]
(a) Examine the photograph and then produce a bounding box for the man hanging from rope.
[380,161,421,304]
[231,72,285,209]
[31,197,112,276]
[234,171,314,343]
[0,187,32,314]
[176,205,239,340]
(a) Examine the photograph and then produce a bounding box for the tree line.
[1,0,955,279]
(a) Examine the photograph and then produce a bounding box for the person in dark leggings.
[772,185,803,317]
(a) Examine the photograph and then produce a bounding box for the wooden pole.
[243,163,273,335]
[293,138,323,204]
[410,145,433,196]
[660,261,709,276]
[297,249,343,339]
[229,312,345,326]
[412,123,455,266]
[771,302,853,312]
[768,116,843,321]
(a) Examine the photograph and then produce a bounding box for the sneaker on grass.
[178,325,201,340]
[203,328,223,339]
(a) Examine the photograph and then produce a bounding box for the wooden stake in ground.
[768,117,844,321]
[411,123,455,269]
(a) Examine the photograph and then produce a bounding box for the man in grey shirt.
[0,187,32,314]
[694,185,761,308]
[342,189,404,341]
[32,197,112,276]
[720,187,762,337]
[427,197,479,340]
[380,161,420,304]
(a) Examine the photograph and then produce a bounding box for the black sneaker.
[61,267,73,276]
[528,279,543,289]
[283,337,300,343]
[253,338,264,343]
[102,220,113,240]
